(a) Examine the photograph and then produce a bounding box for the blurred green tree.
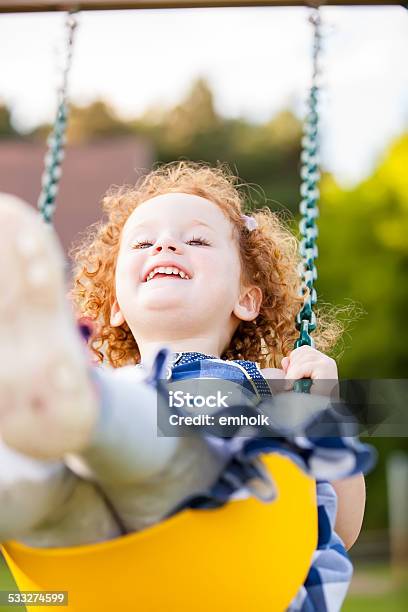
[0,103,19,138]
[158,78,222,150]
[152,78,302,212]
[318,134,408,378]
[317,135,408,532]
[25,100,131,144]
[66,100,131,144]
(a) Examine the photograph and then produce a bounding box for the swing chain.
[295,8,322,351]
[38,11,78,223]
[292,8,322,394]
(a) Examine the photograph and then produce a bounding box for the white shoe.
[0,194,98,459]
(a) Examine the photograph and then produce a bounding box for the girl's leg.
[0,194,221,537]
[0,438,121,546]
[0,194,181,480]
[0,438,75,542]
[79,365,181,484]
[0,194,98,459]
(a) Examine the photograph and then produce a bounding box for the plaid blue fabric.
[147,349,375,612]
[287,480,353,612]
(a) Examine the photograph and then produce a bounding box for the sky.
[0,4,407,186]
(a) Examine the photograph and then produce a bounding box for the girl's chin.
[129,304,199,335]
[136,295,191,311]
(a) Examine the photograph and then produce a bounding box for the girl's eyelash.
[132,241,152,249]
[132,236,211,249]
[186,236,211,246]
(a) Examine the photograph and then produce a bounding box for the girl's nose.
[152,235,183,254]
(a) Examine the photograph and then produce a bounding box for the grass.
[0,553,24,612]
[345,585,408,612]
[344,563,408,612]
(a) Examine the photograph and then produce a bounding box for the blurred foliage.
[318,135,408,378]
[146,79,303,211]
[317,135,408,530]
[66,101,131,144]
[1,79,407,532]
[0,103,19,139]
[25,100,131,144]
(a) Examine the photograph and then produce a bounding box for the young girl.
[0,161,370,610]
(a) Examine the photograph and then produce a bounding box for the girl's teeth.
[146,266,189,281]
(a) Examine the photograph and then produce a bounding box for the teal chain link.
[293,8,322,393]
[295,8,321,349]
[38,12,78,224]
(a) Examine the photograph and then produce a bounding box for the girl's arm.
[332,474,366,550]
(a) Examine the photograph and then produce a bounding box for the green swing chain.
[295,8,321,349]
[38,11,78,223]
[293,8,322,393]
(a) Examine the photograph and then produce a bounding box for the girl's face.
[110,192,261,351]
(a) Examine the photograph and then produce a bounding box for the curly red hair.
[70,160,342,368]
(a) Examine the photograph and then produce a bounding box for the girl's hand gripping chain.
[281,345,338,381]
[281,345,339,398]
[0,194,98,459]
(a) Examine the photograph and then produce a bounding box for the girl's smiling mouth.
[143,264,191,282]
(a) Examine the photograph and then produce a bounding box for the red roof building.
[0,137,154,254]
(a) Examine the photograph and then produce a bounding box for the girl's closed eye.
[132,240,153,249]
[132,236,212,249]
[186,236,211,246]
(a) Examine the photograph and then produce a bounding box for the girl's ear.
[233,285,262,322]
[110,299,125,327]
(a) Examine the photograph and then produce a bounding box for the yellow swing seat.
[1,454,317,612]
